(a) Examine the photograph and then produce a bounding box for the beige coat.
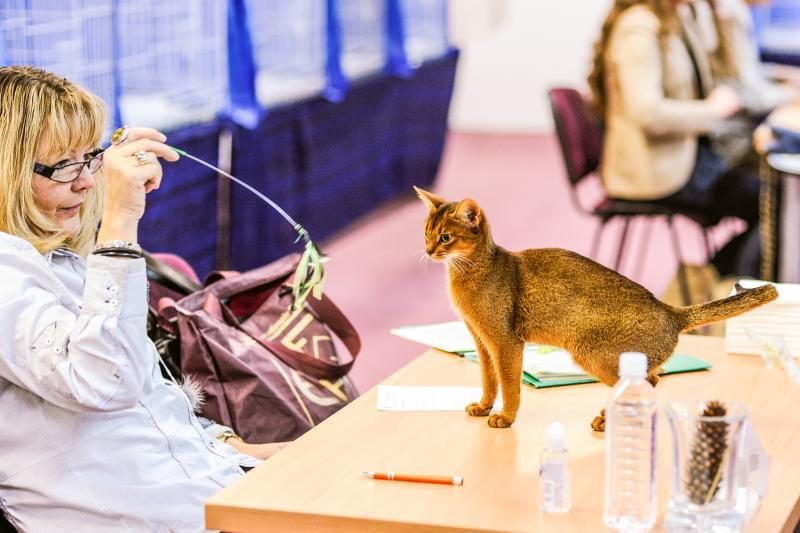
[601,5,723,200]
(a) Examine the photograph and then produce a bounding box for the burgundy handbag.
[159,253,361,443]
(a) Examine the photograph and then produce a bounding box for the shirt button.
[109,299,117,306]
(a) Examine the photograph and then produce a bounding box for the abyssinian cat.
[415,187,777,431]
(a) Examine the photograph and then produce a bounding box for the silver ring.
[134,150,148,165]
[111,126,130,145]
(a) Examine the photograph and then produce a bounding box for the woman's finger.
[112,138,180,162]
[113,126,167,145]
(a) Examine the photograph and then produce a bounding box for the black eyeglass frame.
[33,148,105,183]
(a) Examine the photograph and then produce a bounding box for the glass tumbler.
[663,401,749,533]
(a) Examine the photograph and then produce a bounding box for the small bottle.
[603,352,658,531]
[539,421,571,513]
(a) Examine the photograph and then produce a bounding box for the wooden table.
[206,335,800,532]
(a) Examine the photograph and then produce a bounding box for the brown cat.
[415,187,777,431]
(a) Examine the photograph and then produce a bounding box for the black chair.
[0,512,16,533]
[548,87,719,305]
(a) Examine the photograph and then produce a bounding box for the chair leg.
[667,217,692,306]
[633,218,653,282]
[590,220,605,261]
[702,228,714,263]
[614,217,631,272]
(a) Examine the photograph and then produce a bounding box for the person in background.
[0,66,286,532]
[588,0,760,279]
[715,0,800,115]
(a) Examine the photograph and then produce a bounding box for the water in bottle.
[539,421,571,513]
[603,352,657,531]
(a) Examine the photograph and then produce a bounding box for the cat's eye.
[439,234,452,244]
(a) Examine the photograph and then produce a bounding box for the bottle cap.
[545,422,566,452]
[619,352,648,378]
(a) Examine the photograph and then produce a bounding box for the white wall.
[448,0,612,133]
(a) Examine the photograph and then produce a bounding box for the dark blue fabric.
[385,0,411,78]
[770,126,800,154]
[229,52,458,271]
[324,0,348,103]
[138,122,222,278]
[227,0,260,127]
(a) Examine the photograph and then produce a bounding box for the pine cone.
[685,401,729,505]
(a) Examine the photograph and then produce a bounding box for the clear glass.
[51,155,104,183]
[603,375,658,532]
[539,448,571,513]
[664,401,749,533]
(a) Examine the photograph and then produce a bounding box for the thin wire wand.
[171,147,307,241]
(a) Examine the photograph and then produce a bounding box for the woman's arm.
[609,10,737,135]
[0,242,152,412]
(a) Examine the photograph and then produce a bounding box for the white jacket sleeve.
[0,241,153,412]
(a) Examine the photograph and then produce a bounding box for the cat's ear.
[456,199,481,227]
[414,186,446,213]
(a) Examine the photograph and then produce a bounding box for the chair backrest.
[548,87,603,185]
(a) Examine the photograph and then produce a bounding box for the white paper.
[390,321,477,353]
[522,349,586,377]
[376,385,503,411]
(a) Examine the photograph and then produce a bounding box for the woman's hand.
[96,127,180,243]
[753,123,774,154]
[707,84,742,119]
[226,439,291,460]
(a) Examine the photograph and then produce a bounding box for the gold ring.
[111,126,130,145]
[134,150,148,165]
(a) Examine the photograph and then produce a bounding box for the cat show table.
[205,335,800,532]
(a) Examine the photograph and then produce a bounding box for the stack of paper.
[725,280,800,357]
[392,321,710,388]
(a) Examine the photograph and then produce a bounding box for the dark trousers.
[651,141,761,278]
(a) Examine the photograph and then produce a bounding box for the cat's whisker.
[417,250,432,272]
[446,255,467,276]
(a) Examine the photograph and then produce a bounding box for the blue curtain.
[324,0,349,102]
[226,0,260,128]
[385,0,411,77]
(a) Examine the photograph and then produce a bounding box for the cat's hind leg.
[488,340,525,428]
[465,331,497,417]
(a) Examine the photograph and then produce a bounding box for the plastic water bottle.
[603,352,657,531]
[539,422,571,513]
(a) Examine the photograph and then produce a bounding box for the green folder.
[460,351,711,389]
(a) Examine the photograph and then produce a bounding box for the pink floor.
[321,132,716,393]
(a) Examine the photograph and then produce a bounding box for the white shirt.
[0,233,256,532]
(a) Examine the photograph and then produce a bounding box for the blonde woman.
[588,0,761,278]
[0,66,284,531]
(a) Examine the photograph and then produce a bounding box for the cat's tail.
[677,283,778,332]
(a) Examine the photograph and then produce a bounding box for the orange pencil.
[362,470,464,486]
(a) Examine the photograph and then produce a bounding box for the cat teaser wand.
[171,146,325,311]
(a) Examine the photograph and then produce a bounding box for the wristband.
[92,240,143,257]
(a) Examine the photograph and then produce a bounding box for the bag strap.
[144,251,202,296]
[203,291,360,381]
[248,290,360,379]
[206,253,300,299]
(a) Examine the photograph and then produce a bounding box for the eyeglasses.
[33,149,105,183]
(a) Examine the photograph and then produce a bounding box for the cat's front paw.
[465,402,492,417]
[488,412,515,428]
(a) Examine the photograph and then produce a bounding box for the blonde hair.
[0,66,106,255]
[588,0,736,119]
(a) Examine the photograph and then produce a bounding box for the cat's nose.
[425,245,437,256]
